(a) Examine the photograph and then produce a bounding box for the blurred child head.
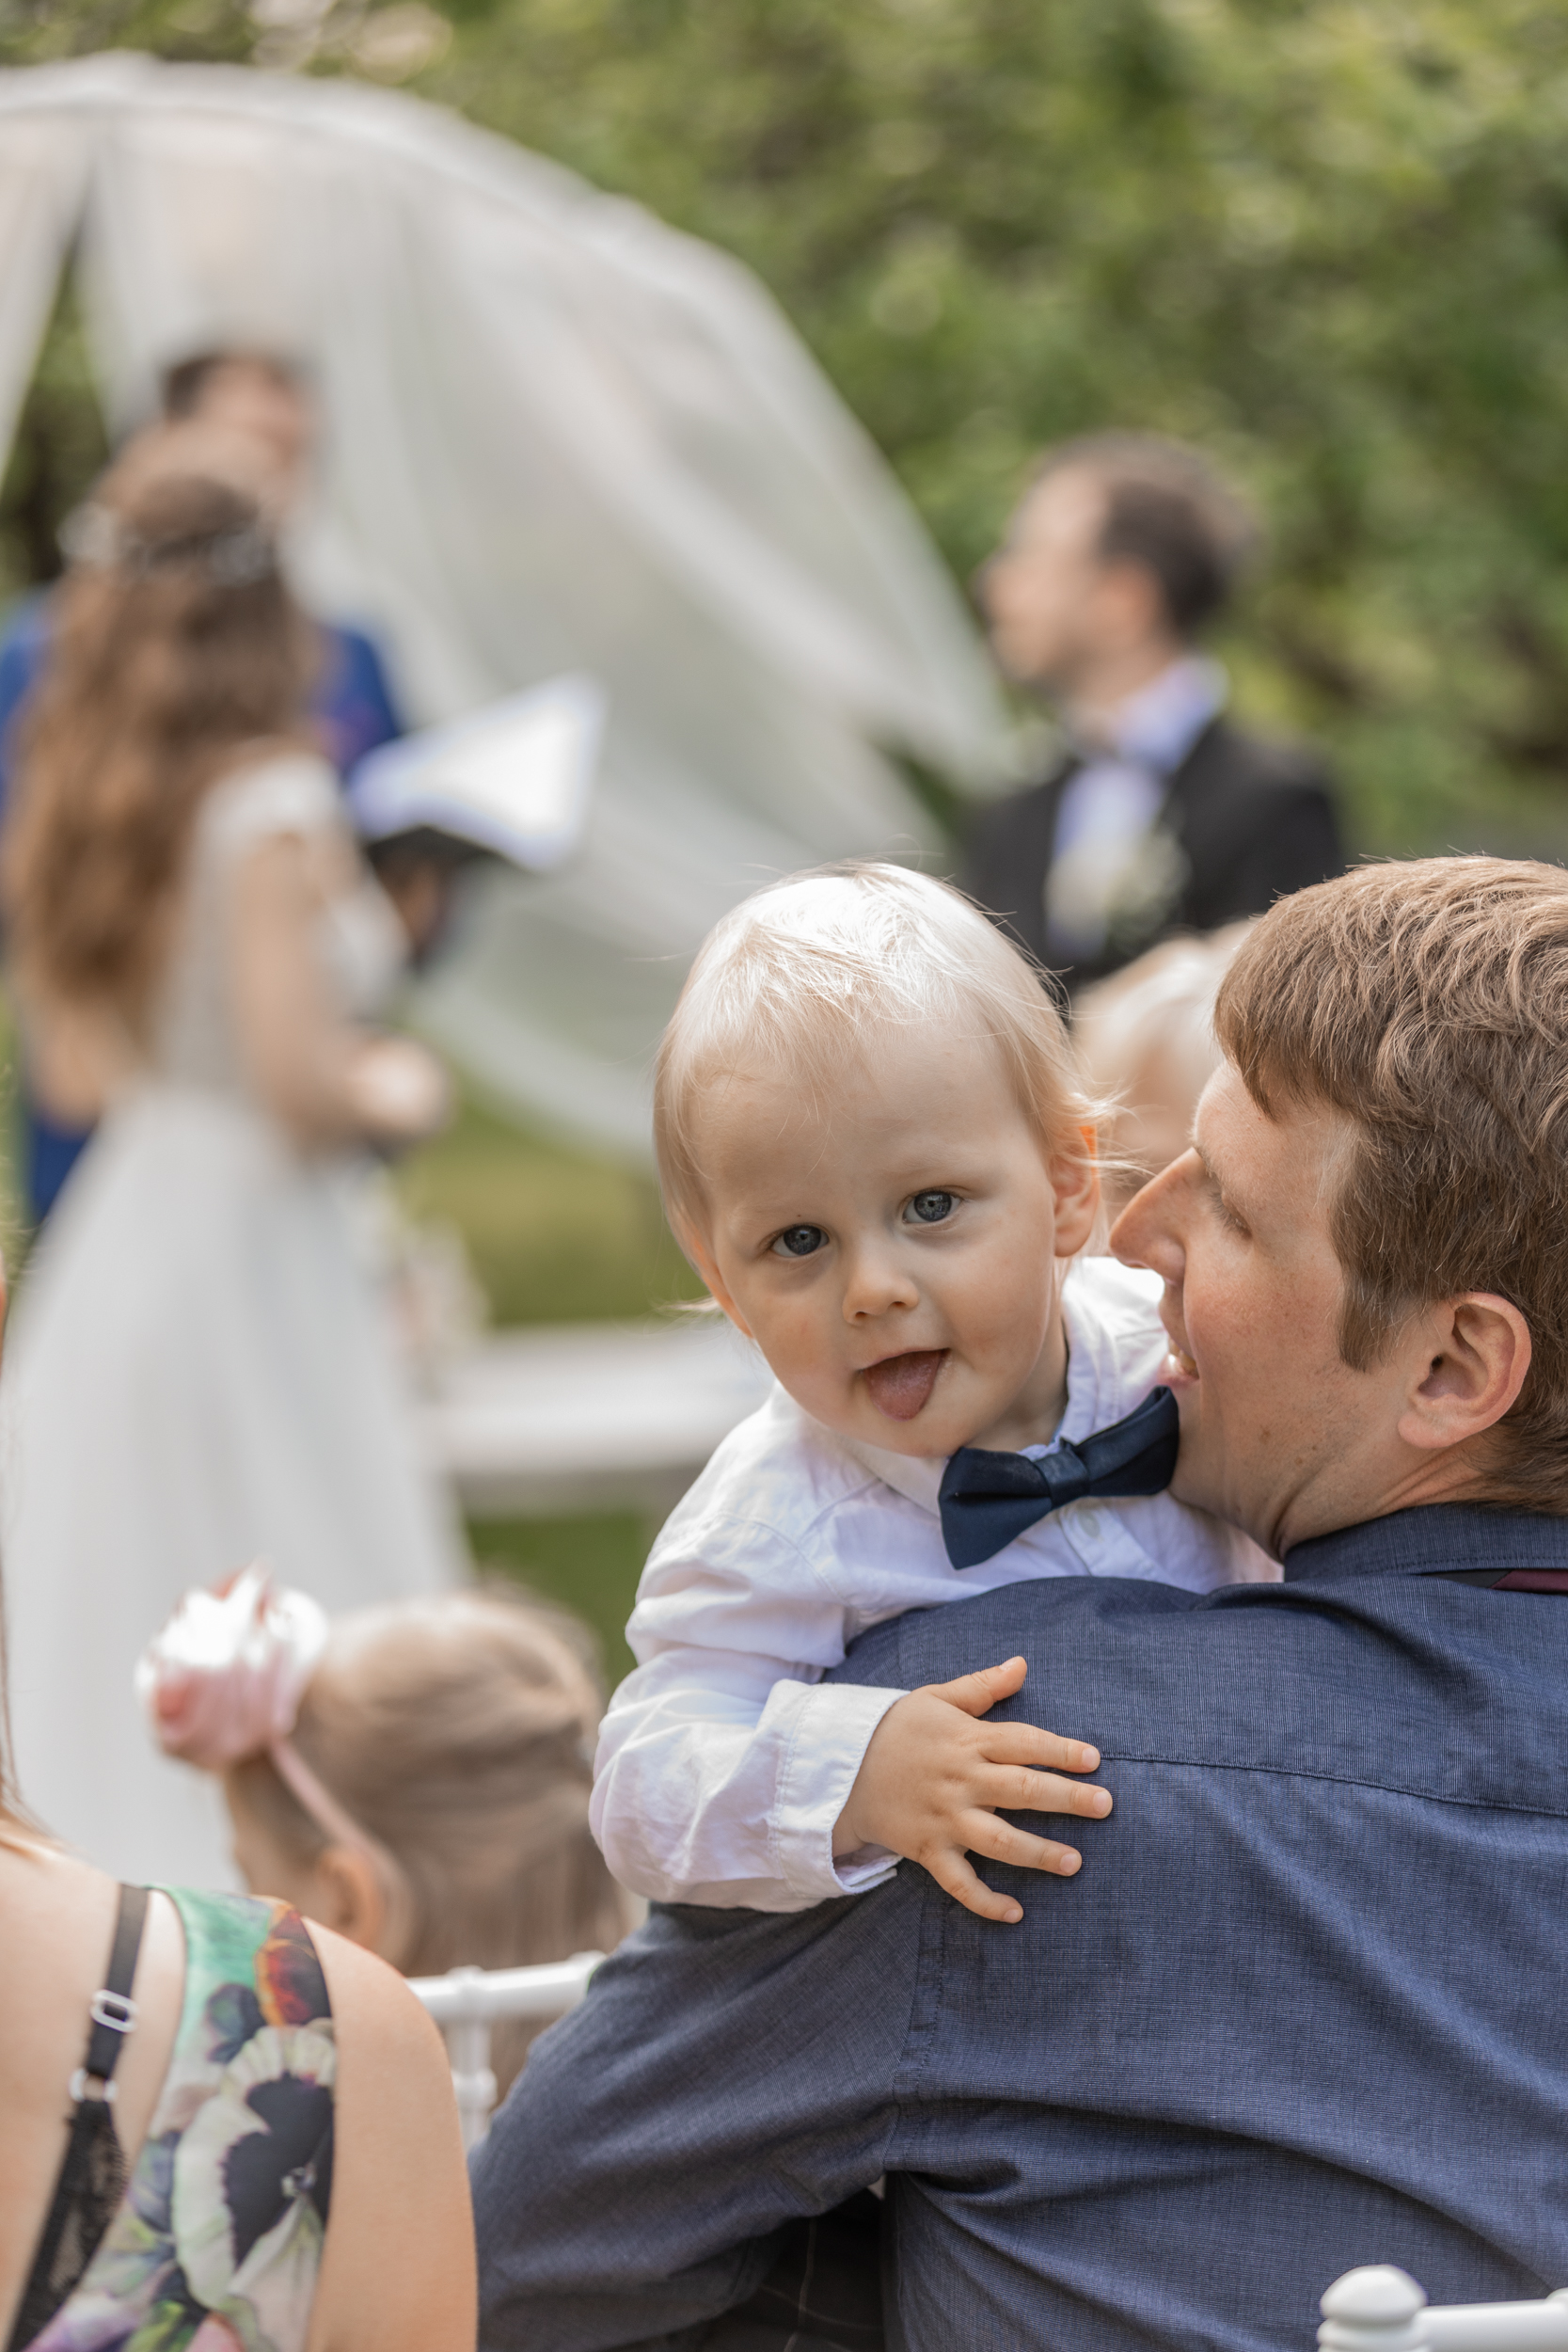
[654,863,1105,1459]
[222,1585,627,2088]
[1072,922,1253,1219]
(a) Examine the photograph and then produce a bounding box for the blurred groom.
[965,433,1342,993]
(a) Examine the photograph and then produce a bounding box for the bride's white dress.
[0,754,462,1885]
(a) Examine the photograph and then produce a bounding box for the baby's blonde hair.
[656,862,1098,1242]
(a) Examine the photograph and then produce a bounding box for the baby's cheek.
[753,1296,844,1394]
[966,1248,1057,1348]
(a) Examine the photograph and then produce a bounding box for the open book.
[349,673,605,871]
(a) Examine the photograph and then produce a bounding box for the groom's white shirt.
[591,1257,1276,1912]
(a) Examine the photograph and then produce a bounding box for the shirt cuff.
[767,1678,909,1904]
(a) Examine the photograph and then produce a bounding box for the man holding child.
[476,855,1568,2348]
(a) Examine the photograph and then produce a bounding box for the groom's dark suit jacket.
[963,713,1342,993]
[473,1505,1568,2352]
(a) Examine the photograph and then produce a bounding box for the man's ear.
[1048,1129,1102,1260]
[674,1220,753,1340]
[1396,1294,1532,1455]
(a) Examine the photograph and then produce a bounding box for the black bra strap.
[79,1883,148,2093]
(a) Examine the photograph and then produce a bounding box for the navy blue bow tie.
[937,1386,1180,1570]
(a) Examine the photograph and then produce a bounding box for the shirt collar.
[1074,654,1227,776]
[835,1265,1104,1518]
[1282,1503,1568,1584]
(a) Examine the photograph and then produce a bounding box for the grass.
[392,1090,703,1328]
[467,1511,651,1689]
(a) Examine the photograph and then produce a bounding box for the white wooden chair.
[1321,2265,1568,2348]
[409,1950,603,2149]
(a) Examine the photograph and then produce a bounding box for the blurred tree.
[7,0,1568,856]
[0,0,252,65]
[0,278,108,607]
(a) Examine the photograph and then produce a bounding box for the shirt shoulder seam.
[1104,1752,1568,1820]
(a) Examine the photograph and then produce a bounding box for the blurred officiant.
[964,433,1342,994]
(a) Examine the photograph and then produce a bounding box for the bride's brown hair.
[3,446,315,1035]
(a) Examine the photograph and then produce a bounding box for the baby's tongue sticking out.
[863,1349,946,1422]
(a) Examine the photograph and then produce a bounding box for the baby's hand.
[832,1657,1110,1924]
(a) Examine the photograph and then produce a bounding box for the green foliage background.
[9,0,1568,863]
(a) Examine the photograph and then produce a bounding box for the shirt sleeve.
[591,1511,907,1910]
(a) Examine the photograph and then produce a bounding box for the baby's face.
[686,1022,1098,1457]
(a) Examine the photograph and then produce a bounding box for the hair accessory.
[135,1563,388,1867]
[59,501,276,588]
[136,1561,326,1768]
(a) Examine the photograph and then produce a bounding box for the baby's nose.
[840,1248,919,1319]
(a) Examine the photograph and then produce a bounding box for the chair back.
[409,1951,602,2148]
[1321,2265,1568,2350]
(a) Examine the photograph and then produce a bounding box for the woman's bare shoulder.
[306,1924,475,2352]
[311,1925,452,2074]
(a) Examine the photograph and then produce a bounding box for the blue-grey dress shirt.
[472,1505,1568,2351]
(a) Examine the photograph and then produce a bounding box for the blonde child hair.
[655,862,1103,1244]
[1072,923,1253,1218]
[225,1586,628,2085]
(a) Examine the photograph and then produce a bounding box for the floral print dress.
[24,1888,335,2352]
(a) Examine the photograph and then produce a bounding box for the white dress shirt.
[1044,655,1227,963]
[591,1257,1276,1912]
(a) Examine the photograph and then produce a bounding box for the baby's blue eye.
[771,1224,827,1259]
[908,1190,957,1225]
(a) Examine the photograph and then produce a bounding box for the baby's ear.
[674,1219,753,1339]
[1049,1128,1101,1258]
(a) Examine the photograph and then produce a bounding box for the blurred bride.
[0,427,462,1888]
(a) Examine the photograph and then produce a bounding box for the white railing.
[1322,2266,1568,2349]
[408,1950,603,2149]
[420,1320,770,1518]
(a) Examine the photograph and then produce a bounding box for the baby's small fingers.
[980,1763,1112,1819]
[984,1723,1101,1776]
[921,1656,1029,1721]
[964,1813,1085,1878]
[924,1848,1025,1925]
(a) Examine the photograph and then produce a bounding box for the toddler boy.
[592,866,1273,1920]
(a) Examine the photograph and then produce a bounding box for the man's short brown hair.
[1037,433,1256,638]
[1215,857,1568,1514]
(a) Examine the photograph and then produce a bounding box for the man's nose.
[840,1240,919,1322]
[1109,1152,1191,1283]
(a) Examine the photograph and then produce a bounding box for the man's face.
[192,360,314,511]
[685,1022,1098,1459]
[1110,1063,1404,1558]
[981,469,1114,692]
